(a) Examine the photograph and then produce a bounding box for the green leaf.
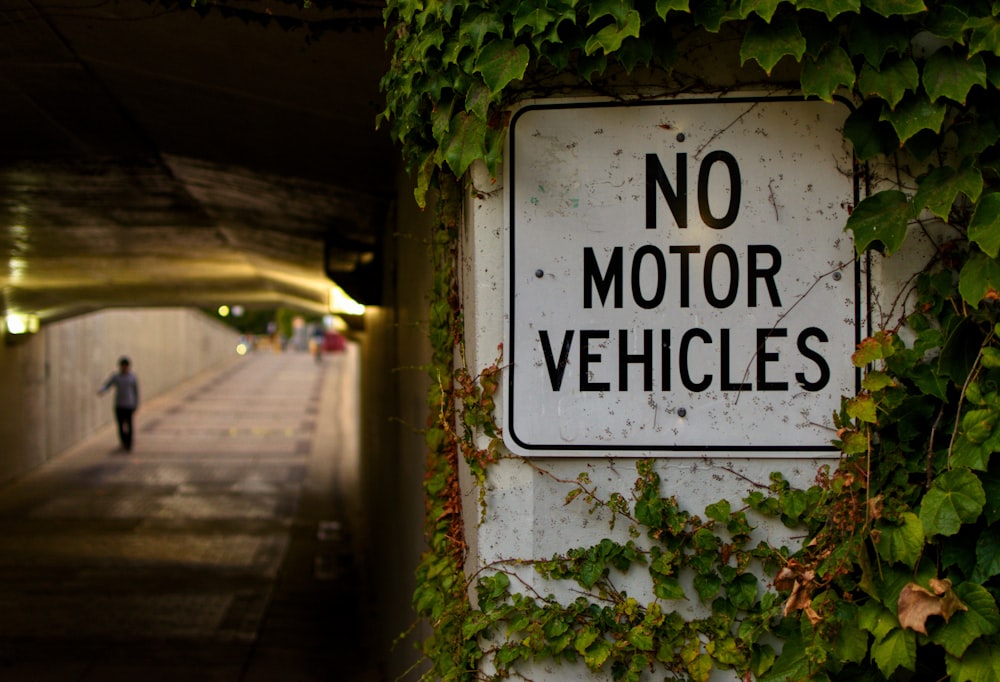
[627,624,656,651]
[575,625,599,653]
[727,573,759,610]
[860,600,898,641]
[587,0,633,26]
[858,57,919,109]
[585,10,641,55]
[655,0,690,19]
[796,0,861,20]
[584,637,614,669]
[739,0,781,22]
[801,44,856,101]
[757,633,813,682]
[911,164,983,221]
[848,14,908,66]
[879,93,948,144]
[459,11,506,54]
[861,0,927,17]
[862,370,895,391]
[926,4,968,42]
[694,572,722,601]
[705,499,731,522]
[847,393,878,423]
[846,189,910,255]
[968,17,1000,58]
[923,48,987,105]
[512,4,560,38]
[740,14,806,75]
[945,636,1000,682]
[692,0,735,31]
[982,465,1000,524]
[970,193,1000,258]
[874,511,924,567]
[654,576,686,600]
[959,251,1000,305]
[833,615,871,663]
[919,468,986,537]
[871,627,916,677]
[844,101,899,160]
[973,533,1000,582]
[441,111,487,178]
[474,40,530,95]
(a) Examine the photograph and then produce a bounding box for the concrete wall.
[356,177,436,677]
[0,307,240,485]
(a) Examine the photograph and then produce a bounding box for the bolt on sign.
[503,96,865,457]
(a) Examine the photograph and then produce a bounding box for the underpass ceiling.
[0,0,396,324]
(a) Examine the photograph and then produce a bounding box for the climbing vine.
[383,1,1000,680]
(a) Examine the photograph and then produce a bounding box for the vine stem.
[946,331,992,468]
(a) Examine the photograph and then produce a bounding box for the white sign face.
[503,96,863,457]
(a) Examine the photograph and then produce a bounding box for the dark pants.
[115,407,135,451]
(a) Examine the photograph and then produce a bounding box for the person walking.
[97,356,139,452]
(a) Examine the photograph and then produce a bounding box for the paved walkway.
[0,348,378,681]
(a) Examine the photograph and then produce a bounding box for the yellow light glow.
[328,286,365,316]
[5,313,39,335]
[217,305,230,317]
[236,342,248,355]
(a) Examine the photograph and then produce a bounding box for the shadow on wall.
[0,308,240,485]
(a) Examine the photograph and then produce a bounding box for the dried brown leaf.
[898,580,968,635]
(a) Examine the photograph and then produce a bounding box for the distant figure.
[97,356,139,452]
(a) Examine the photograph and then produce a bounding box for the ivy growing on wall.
[381,1,1000,680]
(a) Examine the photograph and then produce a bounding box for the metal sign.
[503,96,863,456]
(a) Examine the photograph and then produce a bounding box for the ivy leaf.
[879,93,948,144]
[874,511,924,567]
[464,81,492,123]
[655,0,690,19]
[973,532,1000,583]
[845,189,910,255]
[959,251,1000,306]
[911,164,983,221]
[801,44,856,102]
[585,10,641,55]
[692,0,734,32]
[969,193,1000,258]
[474,40,530,95]
[871,627,916,677]
[694,572,722,601]
[847,393,878,423]
[586,0,633,26]
[740,15,806,75]
[441,111,487,179]
[968,16,1000,57]
[858,57,919,109]
[923,48,987,105]
[982,466,1000,525]
[796,0,861,20]
[862,370,895,391]
[758,633,812,682]
[627,624,656,651]
[459,10,506,54]
[844,103,898,160]
[898,579,968,635]
[512,4,560,38]
[727,573,759,610]
[926,4,968,42]
[945,636,1000,682]
[584,637,614,669]
[848,14,909,66]
[654,575,686,599]
[919,468,986,537]
[861,0,927,17]
[739,0,782,22]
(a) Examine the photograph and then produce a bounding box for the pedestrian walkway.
[0,348,378,681]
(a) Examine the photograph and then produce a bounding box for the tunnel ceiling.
[0,0,396,324]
